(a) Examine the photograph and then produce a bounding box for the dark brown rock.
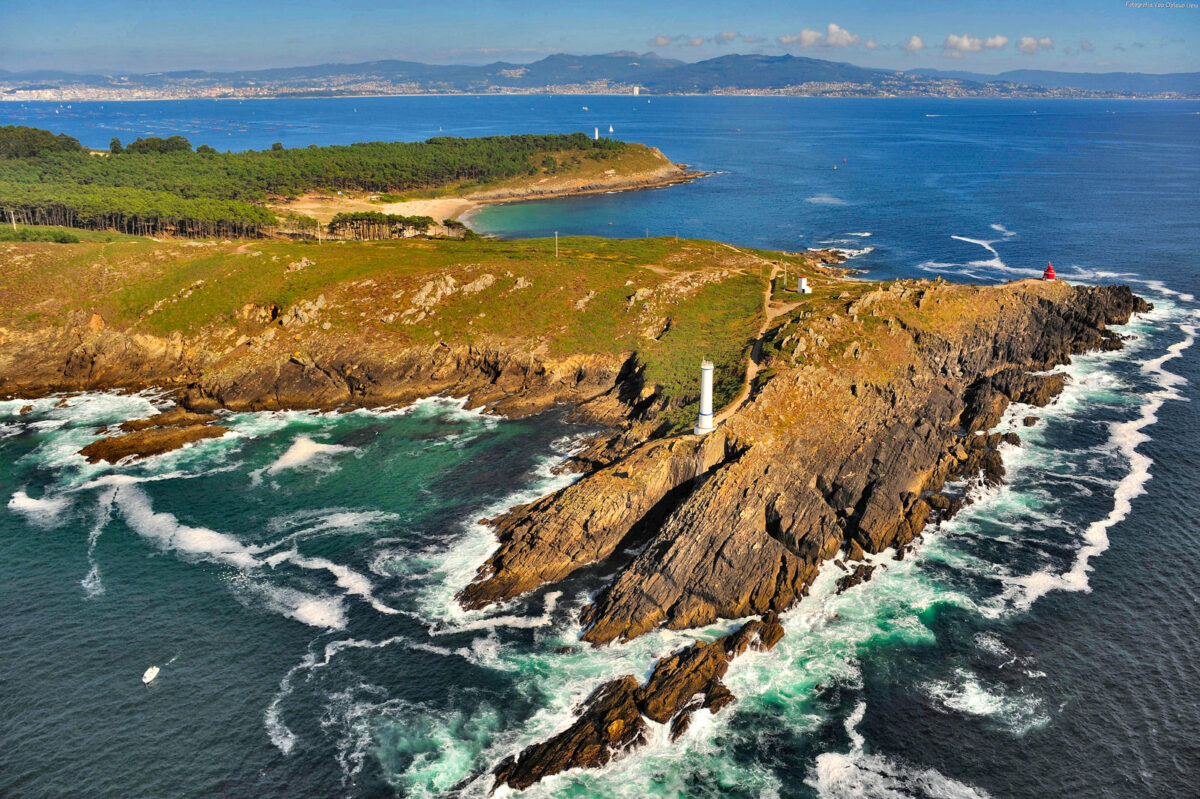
[492,676,647,792]
[634,640,729,724]
[1023,415,1039,427]
[79,425,229,463]
[836,563,876,594]
[118,408,218,432]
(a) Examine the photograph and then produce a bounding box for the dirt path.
[712,245,801,425]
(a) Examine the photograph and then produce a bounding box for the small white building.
[797,276,813,294]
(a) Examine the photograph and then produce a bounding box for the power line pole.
[555,231,558,259]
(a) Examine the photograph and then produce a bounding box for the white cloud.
[903,35,926,53]
[779,29,824,47]
[865,38,878,50]
[716,31,739,43]
[779,23,861,48]
[1080,39,1094,52]
[944,33,983,53]
[824,23,861,48]
[686,37,705,47]
[984,35,1009,50]
[649,35,674,48]
[1018,36,1054,54]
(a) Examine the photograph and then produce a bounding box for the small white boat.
[608,125,614,133]
[142,665,160,684]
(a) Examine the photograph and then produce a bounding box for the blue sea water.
[0,97,1198,799]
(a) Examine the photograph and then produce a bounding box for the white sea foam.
[818,245,875,261]
[809,749,993,799]
[989,223,1016,237]
[115,484,261,569]
[846,232,873,237]
[279,552,401,616]
[805,194,848,205]
[924,668,1049,735]
[429,590,562,635]
[7,490,72,527]
[808,697,994,798]
[415,435,586,627]
[266,635,413,754]
[1001,317,1194,609]
[266,436,354,475]
[250,581,348,629]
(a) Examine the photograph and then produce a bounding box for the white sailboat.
[608,125,614,133]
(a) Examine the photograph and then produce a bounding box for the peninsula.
[0,131,1148,793]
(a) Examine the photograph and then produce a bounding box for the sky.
[2,0,1196,75]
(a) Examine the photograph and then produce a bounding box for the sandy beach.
[270,194,479,227]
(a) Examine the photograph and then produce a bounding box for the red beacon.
[1042,261,1057,281]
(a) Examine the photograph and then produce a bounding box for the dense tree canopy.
[0,126,86,159]
[0,127,626,238]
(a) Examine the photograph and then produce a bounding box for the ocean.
[1,96,1197,799]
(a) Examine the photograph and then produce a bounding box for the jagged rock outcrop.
[492,613,784,792]
[460,281,1149,646]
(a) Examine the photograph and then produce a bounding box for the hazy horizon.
[3,0,1196,75]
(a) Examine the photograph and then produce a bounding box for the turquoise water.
[1,98,1198,798]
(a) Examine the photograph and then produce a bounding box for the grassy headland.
[0,230,843,430]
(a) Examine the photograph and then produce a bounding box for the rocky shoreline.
[458,279,1148,789]
[0,243,1148,787]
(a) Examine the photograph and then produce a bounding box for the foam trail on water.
[107,480,399,625]
[1002,318,1195,608]
[81,486,116,598]
[807,700,992,799]
[266,635,411,754]
[276,551,402,616]
[113,483,260,569]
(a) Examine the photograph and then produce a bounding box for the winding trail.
[712,244,803,425]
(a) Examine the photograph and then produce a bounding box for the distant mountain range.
[2,53,1197,100]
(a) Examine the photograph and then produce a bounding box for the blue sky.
[2,0,1196,74]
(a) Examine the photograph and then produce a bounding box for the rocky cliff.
[461,278,1148,789]
[462,280,1146,644]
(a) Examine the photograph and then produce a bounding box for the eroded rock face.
[460,282,1149,647]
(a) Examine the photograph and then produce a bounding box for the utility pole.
[555,231,558,259]
[8,209,16,232]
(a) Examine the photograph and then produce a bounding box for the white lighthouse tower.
[797,276,812,294]
[694,360,715,435]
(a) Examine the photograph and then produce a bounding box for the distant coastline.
[5,90,1197,102]
[4,52,1196,102]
